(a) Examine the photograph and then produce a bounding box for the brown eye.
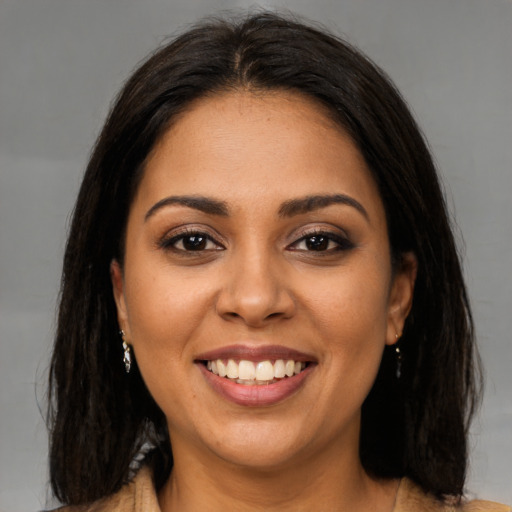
[160,231,223,252]
[305,235,330,251]
[289,231,355,253]
[181,235,208,251]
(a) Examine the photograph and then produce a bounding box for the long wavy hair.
[48,11,481,505]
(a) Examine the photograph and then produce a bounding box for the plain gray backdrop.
[1,0,511,510]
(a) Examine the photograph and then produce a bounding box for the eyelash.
[159,228,223,253]
[288,229,354,253]
[159,228,354,254]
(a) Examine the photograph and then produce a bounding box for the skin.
[111,90,417,511]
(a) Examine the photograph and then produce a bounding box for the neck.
[158,432,398,512]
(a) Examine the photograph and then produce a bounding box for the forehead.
[135,89,384,219]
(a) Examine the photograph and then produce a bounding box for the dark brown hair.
[48,11,481,505]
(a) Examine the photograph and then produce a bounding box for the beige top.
[57,465,511,512]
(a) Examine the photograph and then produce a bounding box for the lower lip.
[197,363,314,407]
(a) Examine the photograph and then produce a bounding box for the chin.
[195,416,316,471]
[215,441,305,472]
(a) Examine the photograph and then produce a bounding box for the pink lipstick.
[195,344,316,407]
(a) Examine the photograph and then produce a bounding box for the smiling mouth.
[203,359,310,385]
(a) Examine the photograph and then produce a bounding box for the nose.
[215,249,296,328]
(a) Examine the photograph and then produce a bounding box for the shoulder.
[52,465,160,512]
[462,501,512,512]
[395,478,511,512]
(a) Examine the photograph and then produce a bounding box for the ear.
[386,252,417,346]
[110,259,130,336]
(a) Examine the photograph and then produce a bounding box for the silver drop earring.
[395,333,402,379]
[120,330,132,374]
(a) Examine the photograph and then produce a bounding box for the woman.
[48,12,509,512]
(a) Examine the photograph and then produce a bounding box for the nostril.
[265,312,284,320]
[215,280,296,326]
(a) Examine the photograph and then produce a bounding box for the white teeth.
[274,359,286,378]
[238,360,256,380]
[285,360,295,377]
[226,359,238,379]
[255,361,274,381]
[217,360,227,377]
[206,358,308,383]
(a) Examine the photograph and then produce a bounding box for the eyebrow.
[278,194,369,220]
[144,193,368,222]
[145,195,229,221]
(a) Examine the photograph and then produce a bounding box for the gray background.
[1,0,511,510]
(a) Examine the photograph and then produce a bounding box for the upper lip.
[195,344,316,363]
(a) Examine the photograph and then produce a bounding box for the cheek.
[123,264,214,358]
[307,262,390,335]
[121,267,215,420]
[303,262,391,375]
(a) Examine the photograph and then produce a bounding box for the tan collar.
[394,477,511,512]
[62,465,510,512]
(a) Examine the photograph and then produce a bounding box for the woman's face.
[112,90,415,471]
